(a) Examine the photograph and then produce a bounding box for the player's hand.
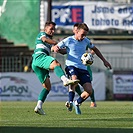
[104,60,112,69]
[51,45,60,53]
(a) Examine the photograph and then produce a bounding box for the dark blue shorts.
[65,66,91,86]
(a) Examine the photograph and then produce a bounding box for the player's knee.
[81,91,90,99]
[87,88,92,96]
[50,60,61,69]
[55,60,61,66]
[42,78,51,91]
[53,60,61,67]
[42,84,51,91]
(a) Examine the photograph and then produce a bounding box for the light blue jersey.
[57,35,94,70]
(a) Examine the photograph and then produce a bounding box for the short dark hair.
[73,23,80,27]
[77,23,89,32]
[44,21,56,27]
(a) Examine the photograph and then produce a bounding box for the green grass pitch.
[0,101,133,133]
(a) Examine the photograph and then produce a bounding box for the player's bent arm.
[51,46,67,55]
[42,36,57,45]
[92,46,112,69]
[51,45,60,52]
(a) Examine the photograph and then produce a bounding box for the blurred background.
[0,0,133,101]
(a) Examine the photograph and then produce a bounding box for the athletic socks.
[76,96,85,105]
[38,88,49,103]
[69,91,75,103]
[75,86,96,103]
[54,66,65,78]
[75,85,82,95]
[37,100,43,109]
[54,65,70,83]
[90,88,95,102]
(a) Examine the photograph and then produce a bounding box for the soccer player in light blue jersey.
[52,23,112,114]
[32,21,79,115]
[72,23,97,107]
[58,23,97,107]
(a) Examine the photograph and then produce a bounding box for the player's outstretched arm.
[92,46,112,69]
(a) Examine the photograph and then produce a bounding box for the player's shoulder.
[66,35,73,40]
[39,31,46,37]
[85,37,91,41]
[63,35,74,42]
[83,37,91,44]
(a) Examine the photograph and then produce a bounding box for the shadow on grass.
[0,127,133,133]
[65,117,133,122]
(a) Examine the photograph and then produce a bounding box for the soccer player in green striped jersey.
[32,21,79,115]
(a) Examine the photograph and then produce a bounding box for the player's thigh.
[65,66,78,78]
[41,55,55,69]
[34,54,55,70]
[82,82,92,94]
[32,64,49,84]
[78,72,91,86]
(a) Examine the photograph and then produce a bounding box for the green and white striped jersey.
[34,32,52,55]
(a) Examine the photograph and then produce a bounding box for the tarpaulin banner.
[43,1,133,30]
[0,72,105,101]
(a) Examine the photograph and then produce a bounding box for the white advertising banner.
[43,1,133,30]
[0,72,105,101]
[113,74,133,94]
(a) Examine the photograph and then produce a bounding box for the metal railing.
[1,56,32,72]
[93,53,133,71]
[0,53,133,72]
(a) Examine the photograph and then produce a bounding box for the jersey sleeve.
[40,32,46,39]
[57,37,68,48]
[86,38,94,49]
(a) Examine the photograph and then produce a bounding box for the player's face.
[73,26,78,34]
[45,24,55,36]
[76,29,88,41]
